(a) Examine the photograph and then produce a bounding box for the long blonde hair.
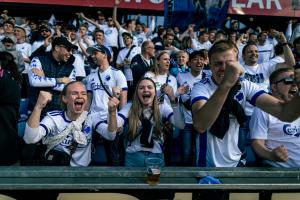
[150,50,170,76]
[128,77,162,140]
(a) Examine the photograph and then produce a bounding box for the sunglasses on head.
[275,77,294,85]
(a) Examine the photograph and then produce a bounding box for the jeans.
[125,151,165,167]
[238,116,257,166]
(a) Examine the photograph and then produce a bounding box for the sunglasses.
[275,77,294,85]
[40,29,49,33]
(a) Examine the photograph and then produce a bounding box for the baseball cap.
[15,25,29,36]
[1,35,17,43]
[122,32,133,39]
[52,36,78,51]
[86,44,112,59]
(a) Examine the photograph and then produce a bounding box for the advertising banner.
[228,0,300,17]
[0,0,164,11]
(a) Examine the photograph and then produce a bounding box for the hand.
[112,87,121,99]
[271,145,288,162]
[44,35,52,47]
[58,77,72,84]
[36,91,52,109]
[124,58,131,65]
[31,68,45,77]
[177,84,189,95]
[277,32,287,43]
[115,0,120,6]
[162,84,175,100]
[221,60,244,88]
[108,97,120,113]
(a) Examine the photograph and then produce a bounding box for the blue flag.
[165,0,229,30]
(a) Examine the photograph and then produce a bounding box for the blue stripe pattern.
[95,120,108,130]
[191,96,208,106]
[250,90,266,106]
[40,124,49,135]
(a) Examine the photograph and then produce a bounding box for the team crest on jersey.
[234,92,244,102]
[105,75,111,81]
[83,126,91,135]
[283,124,300,137]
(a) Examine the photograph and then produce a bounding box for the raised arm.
[24,91,52,143]
[192,60,243,132]
[278,32,295,68]
[78,12,101,30]
[113,0,121,30]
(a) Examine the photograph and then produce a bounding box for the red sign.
[228,0,300,17]
[0,0,164,11]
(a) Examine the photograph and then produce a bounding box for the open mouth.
[74,99,84,111]
[142,93,152,101]
[288,88,297,95]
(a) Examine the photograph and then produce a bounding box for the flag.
[165,0,229,30]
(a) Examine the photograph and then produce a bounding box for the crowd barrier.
[0,166,300,200]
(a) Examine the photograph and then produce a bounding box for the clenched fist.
[36,91,52,110]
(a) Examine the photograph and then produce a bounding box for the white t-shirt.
[24,111,116,166]
[191,76,266,167]
[250,107,300,167]
[116,45,141,81]
[85,67,128,118]
[177,70,209,124]
[257,43,274,64]
[99,24,119,48]
[242,59,281,115]
[144,72,177,106]
[117,102,174,154]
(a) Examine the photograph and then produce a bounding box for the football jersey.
[191,76,266,167]
[85,67,128,118]
[250,107,300,167]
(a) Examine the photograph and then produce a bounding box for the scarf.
[42,111,88,155]
[209,83,247,139]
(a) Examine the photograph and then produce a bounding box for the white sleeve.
[243,80,266,106]
[161,102,185,129]
[94,120,117,141]
[28,57,57,87]
[115,70,128,90]
[23,114,56,144]
[249,107,269,140]
[52,69,77,91]
[23,124,47,144]
[190,80,209,106]
[72,54,86,77]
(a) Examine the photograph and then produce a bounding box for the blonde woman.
[144,50,178,105]
[102,77,185,166]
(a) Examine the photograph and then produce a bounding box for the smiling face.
[242,44,259,66]
[137,79,156,108]
[157,52,170,74]
[272,71,298,102]
[62,82,87,119]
